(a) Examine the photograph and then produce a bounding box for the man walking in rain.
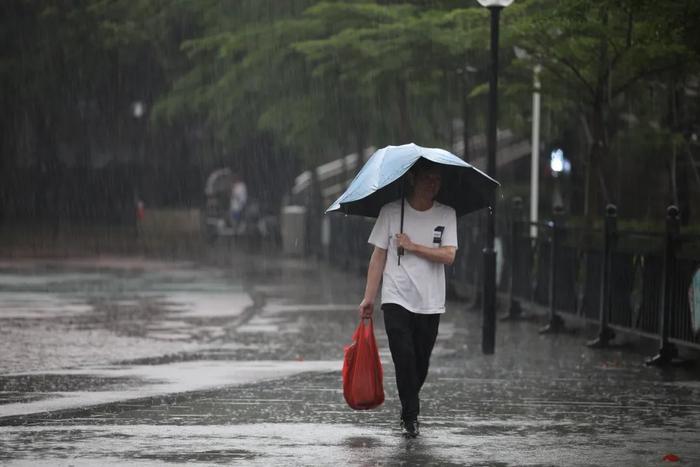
[359,158,457,438]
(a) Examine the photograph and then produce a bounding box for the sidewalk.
[1,251,699,466]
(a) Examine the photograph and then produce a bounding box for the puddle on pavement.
[0,374,150,398]
[0,260,256,374]
[0,360,340,418]
[1,256,699,466]
[1,422,696,466]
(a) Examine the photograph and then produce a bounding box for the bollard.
[502,197,524,321]
[647,205,680,366]
[587,204,617,348]
[540,205,566,334]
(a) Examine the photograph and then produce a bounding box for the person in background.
[230,173,248,235]
[358,158,458,438]
[134,193,145,238]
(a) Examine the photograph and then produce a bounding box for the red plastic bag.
[342,318,385,410]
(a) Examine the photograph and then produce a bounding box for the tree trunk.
[584,10,613,221]
[445,70,454,153]
[584,10,612,221]
[683,141,700,195]
[584,102,611,220]
[677,148,691,225]
[670,144,678,207]
[355,128,366,175]
[396,78,412,142]
[461,72,470,161]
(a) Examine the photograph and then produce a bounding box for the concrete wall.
[140,208,202,236]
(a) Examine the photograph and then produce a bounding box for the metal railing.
[318,199,700,364]
[493,202,700,363]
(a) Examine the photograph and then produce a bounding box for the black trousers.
[382,303,440,422]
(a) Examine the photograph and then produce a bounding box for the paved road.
[1,251,699,466]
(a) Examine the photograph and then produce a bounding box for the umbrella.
[326,143,499,217]
[326,143,499,264]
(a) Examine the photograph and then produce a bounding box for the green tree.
[294,2,490,147]
[155,1,494,170]
[510,0,700,218]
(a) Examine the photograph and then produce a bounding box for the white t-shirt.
[231,182,247,213]
[368,200,458,314]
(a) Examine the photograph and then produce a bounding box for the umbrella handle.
[398,178,406,266]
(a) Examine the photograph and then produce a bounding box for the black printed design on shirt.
[433,226,445,245]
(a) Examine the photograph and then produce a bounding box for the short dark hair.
[409,157,439,174]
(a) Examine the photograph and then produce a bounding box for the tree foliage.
[1,0,699,221]
[509,0,700,216]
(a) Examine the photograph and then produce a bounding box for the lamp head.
[477,0,514,7]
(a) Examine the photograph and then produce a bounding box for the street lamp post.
[477,0,512,355]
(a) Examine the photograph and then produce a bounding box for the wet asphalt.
[0,248,699,466]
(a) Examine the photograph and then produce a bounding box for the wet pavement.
[0,250,699,466]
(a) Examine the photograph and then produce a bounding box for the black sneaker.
[401,419,419,438]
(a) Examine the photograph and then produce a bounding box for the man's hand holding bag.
[342,318,384,410]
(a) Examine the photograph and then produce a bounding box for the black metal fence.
[493,202,700,362]
[321,201,700,363]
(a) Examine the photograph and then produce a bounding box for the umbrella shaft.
[399,179,406,266]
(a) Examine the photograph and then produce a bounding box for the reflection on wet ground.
[0,251,699,465]
[0,374,147,404]
[0,258,253,374]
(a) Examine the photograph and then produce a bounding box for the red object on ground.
[342,318,384,410]
[136,201,145,221]
[663,454,680,462]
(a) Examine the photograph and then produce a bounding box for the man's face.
[413,167,441,200]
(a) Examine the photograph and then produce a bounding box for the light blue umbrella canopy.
[326,143,499,218]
